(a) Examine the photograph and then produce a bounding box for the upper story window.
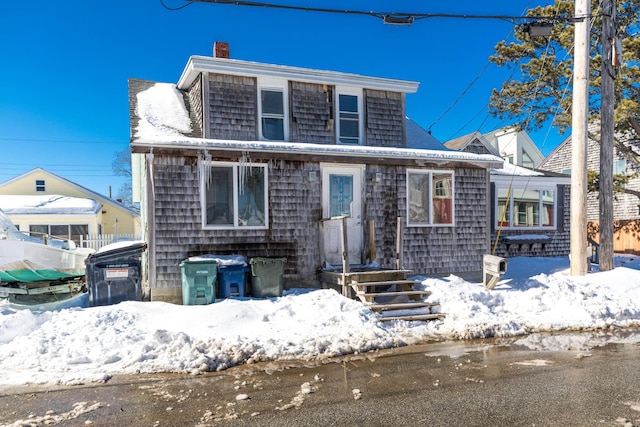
[202,161,268,229]
[337,88,362,145]
[407,169,455,227]
[35,179,46,192]
[258,78,288,141]
[496,184,556,229]
[522,151,534,169]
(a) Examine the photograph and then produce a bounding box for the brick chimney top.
[213,42,230,59]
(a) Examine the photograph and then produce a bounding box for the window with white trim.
[496,185,556,229]
[337,88,362,145]
[407,170,454,226]
[258,78,288,141]
[35,179,45,192]
[202,162,268,229]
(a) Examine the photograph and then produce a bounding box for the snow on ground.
[1,255,640,386]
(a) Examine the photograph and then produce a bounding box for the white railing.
[79,234,141,251]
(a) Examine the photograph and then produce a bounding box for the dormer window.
[337,88,362,145]
[35,179,45,192]
[258,78,288,141]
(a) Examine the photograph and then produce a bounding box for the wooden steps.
[350,276,445,322]
[319,267,445,322]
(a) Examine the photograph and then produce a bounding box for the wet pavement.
[2,330,640,426]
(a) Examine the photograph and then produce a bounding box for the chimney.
[213,42,230,59]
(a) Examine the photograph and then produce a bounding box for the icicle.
[239,151,251,195]
[198,149,213,190]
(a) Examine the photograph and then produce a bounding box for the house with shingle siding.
[538,123,640,253]
[445,130,571,259]
[128,43,503,303]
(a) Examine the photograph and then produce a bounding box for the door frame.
[320,163,365,266]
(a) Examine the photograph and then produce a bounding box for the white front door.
[321,165,364,266]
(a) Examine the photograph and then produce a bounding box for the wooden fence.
[79,234,141,251]
[588,220,640,254]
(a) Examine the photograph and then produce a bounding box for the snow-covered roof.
[0,168,138,217]
[490,162,571,184]
[132,83,503,169]
[0,194,102,215]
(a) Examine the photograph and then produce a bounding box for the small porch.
[319,216,445,322]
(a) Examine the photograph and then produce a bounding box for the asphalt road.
[1,332,640,427]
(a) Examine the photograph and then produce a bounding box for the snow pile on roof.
[491,161,543,176]
[135,83,192,138]
[0,194,101,215]
[1,255,640,386]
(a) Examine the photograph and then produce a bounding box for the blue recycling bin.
[180,259,218,305]
[218,265,248,298]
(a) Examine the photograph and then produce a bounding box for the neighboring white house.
[445,126,545,168]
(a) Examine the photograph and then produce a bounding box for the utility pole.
[599,0,616,271]
[571,0,590,276]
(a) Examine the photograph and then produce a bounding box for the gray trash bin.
[249,257,286,298]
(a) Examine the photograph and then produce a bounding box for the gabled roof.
[0,168,138,216]
[444,131,500,156]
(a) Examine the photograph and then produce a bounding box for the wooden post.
[368,220,375,264]
[396,216,403,270]
[570,0,590,276]
[340,216,349,274]
[599,0,616,271]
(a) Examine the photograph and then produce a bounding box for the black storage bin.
[86,242,146,307]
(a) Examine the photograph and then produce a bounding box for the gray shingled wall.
[364,166,490,275]
[207,73,257,140]
[364,89,405,148]
[150,154,324,290]
[289,81,334,143]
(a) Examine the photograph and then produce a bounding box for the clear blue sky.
[1,0,560,196]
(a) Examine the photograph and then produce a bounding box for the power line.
[167,0,590,25]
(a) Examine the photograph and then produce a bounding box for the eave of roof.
[131,137,503,169]
[177,56,420,94]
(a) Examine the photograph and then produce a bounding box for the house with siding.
[445,126,545,168]
[538,124,640,253]
[0,168,140,246]
[128,43,503,303]
[445,132,571,258]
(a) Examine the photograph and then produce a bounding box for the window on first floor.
[407,169,455,226]
[202,162,268,229]
[29,224,89,242]
[496,185,556,229]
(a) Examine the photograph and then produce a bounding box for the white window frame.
[257,77,289,142]
[35,179,46,192]
[495,183,557,230]
[336,86,363,145]
[201,161,269,230]
[406,169,455,227]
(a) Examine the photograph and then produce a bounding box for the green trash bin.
[249,257,286,298]
[180,258,218,305]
